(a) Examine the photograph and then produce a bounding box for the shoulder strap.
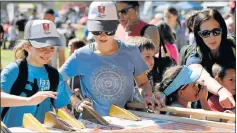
[44,64,59,106]
[1,59,28,120]
[181,44,197,65]
[140,24,154,36]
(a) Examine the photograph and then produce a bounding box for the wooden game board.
[8,110,235,132]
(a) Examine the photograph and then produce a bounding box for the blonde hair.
[13,40,29,60]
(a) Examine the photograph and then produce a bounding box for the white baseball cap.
[24,20,61,48]
[87,1,119,32]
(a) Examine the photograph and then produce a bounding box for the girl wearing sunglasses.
[115,1,160,54]
[186,9,236,110]
[60,1,158,116]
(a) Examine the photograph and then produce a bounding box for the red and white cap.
[87,1,119,32]
[24,20,61,48]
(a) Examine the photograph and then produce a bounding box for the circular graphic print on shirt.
[91,66,126,103]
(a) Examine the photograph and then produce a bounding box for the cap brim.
[163,65,202,96]
[87,20,118,32]
[187,66,202,84]
[29,37,61,48]
[188,64,206,84]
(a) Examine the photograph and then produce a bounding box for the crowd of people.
[0,1,236,128]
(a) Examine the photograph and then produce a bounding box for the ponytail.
[13,40,29,60]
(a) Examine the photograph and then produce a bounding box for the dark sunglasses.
[118,6,134,15]
[198,28,222,38]
[91,31,116,36]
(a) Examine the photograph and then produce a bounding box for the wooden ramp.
[126,102,235,122]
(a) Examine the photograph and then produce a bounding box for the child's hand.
[218,87,236,109]
[28,91,58,106]
[76,98,92,112]
[143,95,155,112]
[198,85,208,101]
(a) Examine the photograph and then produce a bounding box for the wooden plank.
[126,102,235,121]
[130,110,235,129]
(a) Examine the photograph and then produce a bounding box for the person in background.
[115,1,160,54]
[164,7,186,52]
[65,21,76,46]
[116,1,174,87]
[15,14,27,39]
[126,37,156,103]
[43,8,66,69]
[186,11,198,45]
[29,8,39,20]
[60,1,158,116]
[67,38,86,118]
[157,21,179,64]
[156,65,210,117]
[226,1,236,37]
[2,23,9,49]
[208,63,236,113]
[67,38,86,94]
[7,22,18,49]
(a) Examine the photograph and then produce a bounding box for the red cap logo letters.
[98,5,106,18]
[42,23,51,34]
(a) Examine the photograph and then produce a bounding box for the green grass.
[1,42,14,69]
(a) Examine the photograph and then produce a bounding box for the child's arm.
[53,77,92,113]
[199,85,211,111]
[135,72,160,111]
[1,91,57,107]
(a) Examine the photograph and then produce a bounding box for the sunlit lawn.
[1,43,14,68]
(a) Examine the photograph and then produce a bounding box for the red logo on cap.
[42,23,51,34]
[98,6,105,18]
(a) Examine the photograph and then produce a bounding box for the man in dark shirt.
[15,14,27,39]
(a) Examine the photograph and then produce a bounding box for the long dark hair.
[193,9,235,75]
[166,7,181,28]
[157,21,175,44]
